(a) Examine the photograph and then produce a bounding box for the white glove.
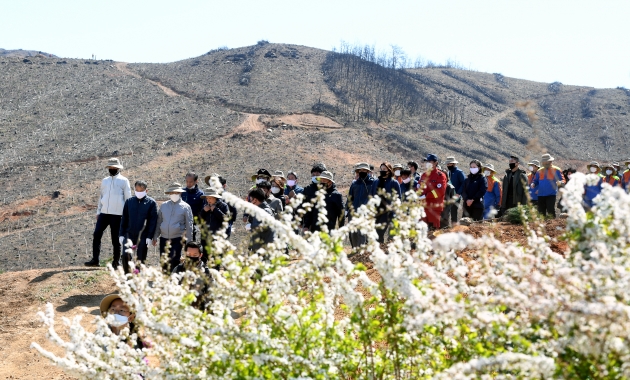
[145,238,152,246]
[530,183,536,189]
[119,236,124,245]
[245,223,252,231]
[419,195,426,200]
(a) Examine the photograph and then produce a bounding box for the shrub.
[504,204,536,224]
[32,174,630,379]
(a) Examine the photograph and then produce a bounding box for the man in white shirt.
[85,158,131,268]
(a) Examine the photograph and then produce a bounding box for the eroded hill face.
[0,43,628,272]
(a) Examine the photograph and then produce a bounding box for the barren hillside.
[0,42,628,272]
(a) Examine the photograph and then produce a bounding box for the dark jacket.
[171,259,213,310]
[250,201,275,251]
[346,177,375,212]
[198,199,230,234]
[462,173,488,209]
[284,184,304,196]
[300,182,320,227]
[400,179,419,200]
[448,166,466,195]
[226,204,237,237]
[119,196,158,240]
[501,168,529,209]
[306,183,344,232]
[370,177,402,200]
[181,185,205,217]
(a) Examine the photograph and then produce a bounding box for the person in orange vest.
[482,163,502,219]
[601,163,620,187]
[419,154,447,230]
[621,159,630,192]
[531,153,565,218]
[393,164,404,184]
[584,161,604,209]
[526,160,540,207]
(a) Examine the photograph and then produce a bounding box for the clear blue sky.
[2,0,629,88]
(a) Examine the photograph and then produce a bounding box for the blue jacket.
[584,176,604,208]
[483,176,502,219]
[400,179,419,200]
[119,196,158,240]
[284,185,304,196]
[527,172,538,201]
[462,173,488,209]
[181,185,205,217]
[448,167,466,195]
[198,199,230,234]
[532,166,565,197]
[370,177,402,200]
[346,177,375,212]
[305,184,344,232]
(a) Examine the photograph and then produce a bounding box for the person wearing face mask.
[198,188,230,252]
[393,164,404,184]
[241,169,272,224]
[399,169,418,200]
[583,161,604,209]
[621,159,630,192]
[284,171,304,200]
[171,242,214,309]
[181,172,205,243]
[346,162,375,247]
[256,181,283,218]
[526,160,540,207]
[370,162,402,243]
[601,164,620,187]
[418,154,448,229]
[531,154,565,219]
[86,158,132,268]
[461,160,487,221]
[99,294,143,348]
[444,157,466,226]
[300,164,328,229]
[481,164,502,220]
[499,155,529,216]
[407,161,421,183]
[118,180,158,274]
[153,183,193,272]
[270,176,288,209]
[303,171,344,233]
[247,188,275,252]
[204,174,238,239]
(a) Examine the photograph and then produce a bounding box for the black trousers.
[537,195,557,218]
[160,237,184,273]
[450,198,461,222]
[463,205,484,221]
[375,212,392,244]
[122,235,149,274]
[92,213,122,267]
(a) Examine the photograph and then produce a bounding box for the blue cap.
[424,153,439,162]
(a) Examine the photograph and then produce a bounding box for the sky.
[2,0,629,88]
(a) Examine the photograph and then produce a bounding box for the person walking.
[531,154,565,218]
[601,164,620,186]
[300,163,327,228]
[153,183,193,272]
[419,154,447,229]
[303,171,344,233]
[444,157,466,225]
[481,164,502,220]
[86,158,131,268]
[346,162,374,247]
[371,162,402,243]
[199,188,230,237]
[526,160,540,207]
[584,161,604,209]
[247,188,275,252]
[462,160,487,221]
[182,172,204,241]
[500,155,529,215]
[171,242,213,310]
[118,180,158,273]
[621,159,630,191]
[205,174,238,238]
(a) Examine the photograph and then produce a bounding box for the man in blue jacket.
[346,162,374,247]
[531,153,565,218]
[444,157,466,225]
[119,180,158,273]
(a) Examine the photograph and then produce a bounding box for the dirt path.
[114,62,179,97]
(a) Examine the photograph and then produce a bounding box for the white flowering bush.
[32,173,630,379]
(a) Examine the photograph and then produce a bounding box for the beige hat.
[613,162,620,168]
[482,163,497,173]
[106,157,123,169]
[393,163,404,170]
[528,159,541,167]
[99,294,122,317]
[272,170,286,180]
[444,156,458,165]
[318,171,335,183]
[541,153,555,162]
[586,161,600,170]
[624,158,630,164]
[164,182,185,194]
[204,173,221,186]
[201,188,222,199]
[354,162,370,171]
[603,164,617,175]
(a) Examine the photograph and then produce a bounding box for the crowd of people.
[89,154,630,339]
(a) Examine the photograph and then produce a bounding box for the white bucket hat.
[319,171,335,183]
[444,156,458,165]
[106,157,123,169]
[541,153,555,162]
[164,182,185,194]
[201,188,223,199]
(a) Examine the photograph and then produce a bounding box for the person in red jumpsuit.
[418,154,447,229]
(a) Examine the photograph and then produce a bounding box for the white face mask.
[528,166,534,172]
[425,162,433,170]
[627,163,630,169]
[271,186,281,194]
[135,191,146,199]
[256,178,265,184]
[170,194,180,202]
[470,167,479,174]
[394,170,401,176]
[402,177,411,184]
[312,176,318,183]
[113,314,129,324]
[483,170,491,177]
[606,169,613,175]
[287,180,296,187]
[590,167,598,173]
